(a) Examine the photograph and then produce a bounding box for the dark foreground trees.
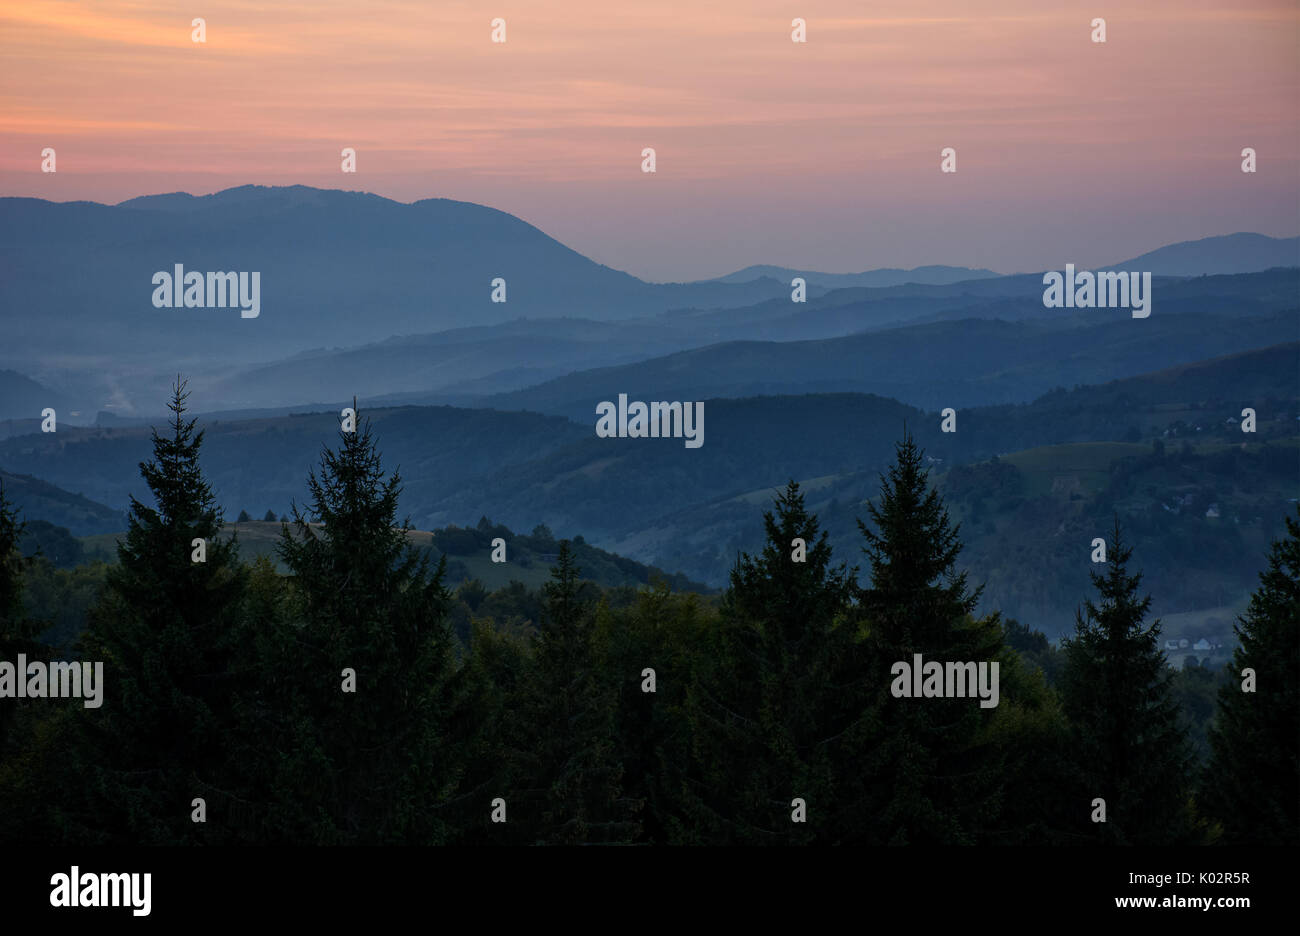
[514,541,639,843]
[845,434,1007,844]
[0,482,43,755]
[256,411,468,844]
[684,480,858,843]
[1202,507,1300,845]
[74,378,248,844]
[0,387,1290,846]
[1059,519,1197,845]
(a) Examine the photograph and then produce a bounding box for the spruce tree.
[515,541,638,843]
[858,434,979,651]
[603,579,704,844]
[444,616,529,845]
[1059,517,1196,844]
[78,377,247,843]
[272,408,461,844]
[847,433,1005,845]
[685,480,856,843]
[1202,507,1299,844]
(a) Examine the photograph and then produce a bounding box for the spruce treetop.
[858,431,978,649]
[127,376,223,536]
[1074,517,1158,646]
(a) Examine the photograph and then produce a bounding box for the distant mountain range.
[0,185,797,369]
[711,264,1002,288]
[1,185,1296,420]
[1106,232,1300,276]
[714,233,1300,284]
[476,281,1299,417]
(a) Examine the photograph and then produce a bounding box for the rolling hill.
[0,371,71,424]
[0,469,123,535]
[480,302,1299,417]
[3,342,1296,637]
[1110,232,1300,276]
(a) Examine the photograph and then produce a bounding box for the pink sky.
[2,0,1297,280]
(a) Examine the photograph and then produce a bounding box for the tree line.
[0,380,1295,845]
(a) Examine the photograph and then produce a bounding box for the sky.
[2,0,1297,281]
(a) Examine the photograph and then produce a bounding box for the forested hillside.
[2,381,1293,846]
